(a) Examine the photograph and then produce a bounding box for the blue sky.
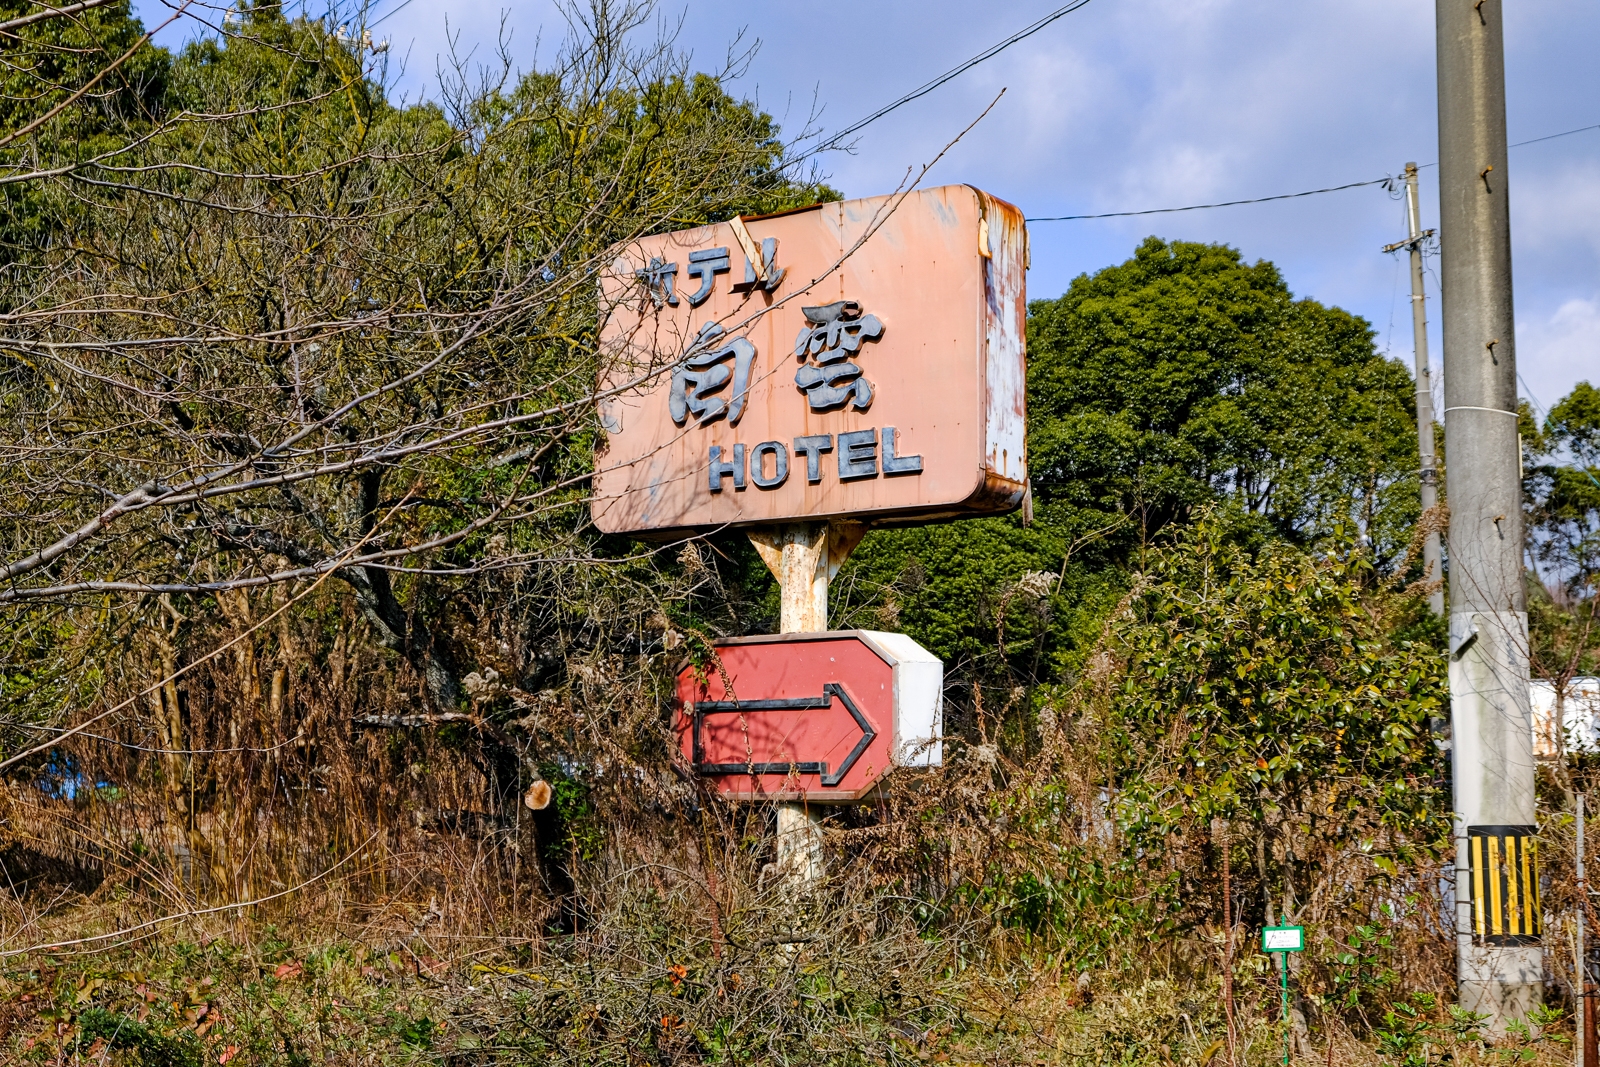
[139,0,1599,416]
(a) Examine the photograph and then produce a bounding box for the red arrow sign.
[675,631,941,802]
[689,682,876,787]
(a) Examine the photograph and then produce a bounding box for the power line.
[367,0,419,30]
[1410,123,1600,168]
[374,0,1094,166]
[1026,120,1600,223]
[799,0,1096,158]
[1509,122,1600,151]
[1025,177,1390,221]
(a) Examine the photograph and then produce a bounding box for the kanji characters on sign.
[793,301,885,413]
[669,324,756,427]
[592,186,1029,536]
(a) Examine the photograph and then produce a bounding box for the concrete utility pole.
[1436,0,1540,1030]
[1384,163,1445,616]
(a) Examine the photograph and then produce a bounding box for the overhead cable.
[1026,120,1600,223]
[799,0,1096,158]
[1026,177,1391,221]
[1508,122,1600,151]
[367,0,418,30]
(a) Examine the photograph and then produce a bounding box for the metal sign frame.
[1262,925,1305,953]
[592,185,1028,537]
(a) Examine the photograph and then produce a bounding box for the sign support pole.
[1281,959,1290,1067]
[748,522,866,886]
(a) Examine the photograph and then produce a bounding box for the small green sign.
[1262,925,1305,1067]
[1261,925,1304,953]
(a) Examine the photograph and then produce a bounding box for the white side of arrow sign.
[860,630,943,768]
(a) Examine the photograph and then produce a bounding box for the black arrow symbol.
[690,682,877,788]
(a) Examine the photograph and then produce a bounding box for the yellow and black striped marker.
[1466,825,1541,945]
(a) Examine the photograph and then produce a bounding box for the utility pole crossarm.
[1382,228,1435,255]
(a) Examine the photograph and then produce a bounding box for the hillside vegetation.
[1,3,1598,1065]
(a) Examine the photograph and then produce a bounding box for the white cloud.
[131,0,1600,365]
[1520,297,1600,409]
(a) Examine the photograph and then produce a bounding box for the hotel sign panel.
[591,185,1028,536]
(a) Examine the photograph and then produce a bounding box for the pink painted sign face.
[676,634,897,802]
[591,185,1028,536]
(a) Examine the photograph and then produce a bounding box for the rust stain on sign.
[592,184,1028,536]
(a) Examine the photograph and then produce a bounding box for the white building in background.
[1531,678,1600,759]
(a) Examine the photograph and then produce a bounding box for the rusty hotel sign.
[592,185,1028,535]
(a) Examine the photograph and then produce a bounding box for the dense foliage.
[0,0,172,250]
[836,237,1429,708]
[1104,518,1449,935]
[1027,237,1423,561]
[1110,520,1447,837]
[1524,381,1600,698]
[0,2,1596,1064]
[1527,383,1600,604]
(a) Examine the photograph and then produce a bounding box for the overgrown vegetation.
[1,2,1598,1064]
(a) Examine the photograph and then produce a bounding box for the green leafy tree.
[1524,382,1600,718]
[0,0,172,250]
[1028,237,1422,563]
[831,515,1124,735]
[837,238,1428,712]
[1102,515,1448,917]
[1527,381,1600,598]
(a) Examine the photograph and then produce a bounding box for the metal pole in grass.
[1264,924,1305,1066]
[1282,962,1290,1065]
[1579,793,1589,1067]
